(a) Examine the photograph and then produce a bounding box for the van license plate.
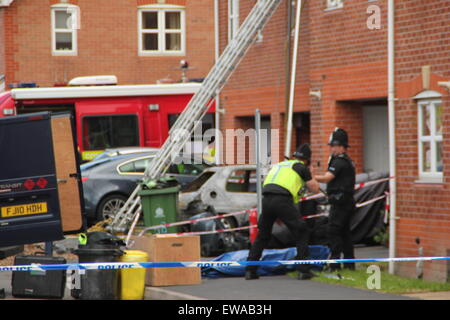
[1,202,48,218]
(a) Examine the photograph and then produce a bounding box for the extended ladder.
[108,0,284,233]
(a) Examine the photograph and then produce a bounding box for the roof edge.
[11,83,202,100]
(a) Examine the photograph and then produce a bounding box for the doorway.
[362,105,389,173]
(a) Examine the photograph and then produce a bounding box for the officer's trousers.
[328,198,356,270]
[247,194,311,273]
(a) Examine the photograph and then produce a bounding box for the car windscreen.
[182,171,215,193]
[80,158,112,171]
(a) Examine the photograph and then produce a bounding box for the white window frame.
[417,97,443,182]
[325,0,344,11]
[51,4,78,56]
[0,1,14,8]
[138,4,186,56]
[228,0,240,42]
[0,75,5,93]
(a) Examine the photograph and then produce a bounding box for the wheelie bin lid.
[138,185,180,196]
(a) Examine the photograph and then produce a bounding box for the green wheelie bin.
[138,185,180,234]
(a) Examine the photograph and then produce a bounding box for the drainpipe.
[255,109,262,217]
[214,0,221,164]
[284,0,293,132]
[388,0,397,275]
[284,0,302,158]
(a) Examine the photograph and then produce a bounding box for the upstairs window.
[417,96,443,181]
[138,5,185,56]
[51,4,79,56]
[326,0,343,10]
[228,0,240,41]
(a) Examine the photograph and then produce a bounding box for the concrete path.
[151,274,411,300]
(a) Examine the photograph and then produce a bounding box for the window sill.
[139,52,186,57]
[414,178,444,185]
[52,52,78,57]
[324,6,344,12]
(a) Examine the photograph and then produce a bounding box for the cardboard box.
[130,235,201,287]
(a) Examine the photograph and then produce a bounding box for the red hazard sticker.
[36,178,48,189]
[24,179,35,190]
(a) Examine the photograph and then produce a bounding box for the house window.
[326,0,344,10]
[138,5,185,56]
[51,5,79,56]
[418,98,443,181]
[228,0,240,41]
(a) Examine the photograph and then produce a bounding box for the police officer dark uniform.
[315,128,356,271]
[245,144,320,280]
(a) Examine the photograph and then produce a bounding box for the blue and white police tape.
[1,256,450,272]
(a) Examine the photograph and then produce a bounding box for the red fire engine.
[0,82,214,161]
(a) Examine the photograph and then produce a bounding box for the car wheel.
[97,194,127,221]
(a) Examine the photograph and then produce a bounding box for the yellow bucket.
[120,250,148,300]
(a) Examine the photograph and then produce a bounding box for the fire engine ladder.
[108,0,284,233]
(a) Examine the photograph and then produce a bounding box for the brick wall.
[219,0,387,172]
[0,9,5,77]
[394,0,450,282]
[3,0,215,87]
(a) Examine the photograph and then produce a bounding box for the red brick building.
[0,2,6,91]
[0,0,215,87]
[217,0,450,281]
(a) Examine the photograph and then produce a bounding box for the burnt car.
[179,165,258,228]
[180,165,389,250]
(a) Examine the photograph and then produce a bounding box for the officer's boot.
[343,262,355,271]
[245,266,259,280]
[297,265,315,280]
[327,262,342,273]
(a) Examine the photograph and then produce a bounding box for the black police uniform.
[326,153,356,270]
[247,162,312,273]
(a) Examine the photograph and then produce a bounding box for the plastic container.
[12,254,66,299]
[73,247,123,300]
[138,186,180,233]
[120,250,149,300]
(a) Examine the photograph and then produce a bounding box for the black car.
[81,152,206,223]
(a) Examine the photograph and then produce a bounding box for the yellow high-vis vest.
[263,160,306,203]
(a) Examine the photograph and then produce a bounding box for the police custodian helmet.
[328,128,349,147]
[293,143,312,160]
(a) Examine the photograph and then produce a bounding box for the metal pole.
[388,0,397,275]
[255,109,263,217]
[284,0,302,158]
[214,0,221,165]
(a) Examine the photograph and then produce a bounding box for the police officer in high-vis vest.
[315,128,356,271]
[245,144,320,280]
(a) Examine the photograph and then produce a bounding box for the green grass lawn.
[287,263,450,294]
